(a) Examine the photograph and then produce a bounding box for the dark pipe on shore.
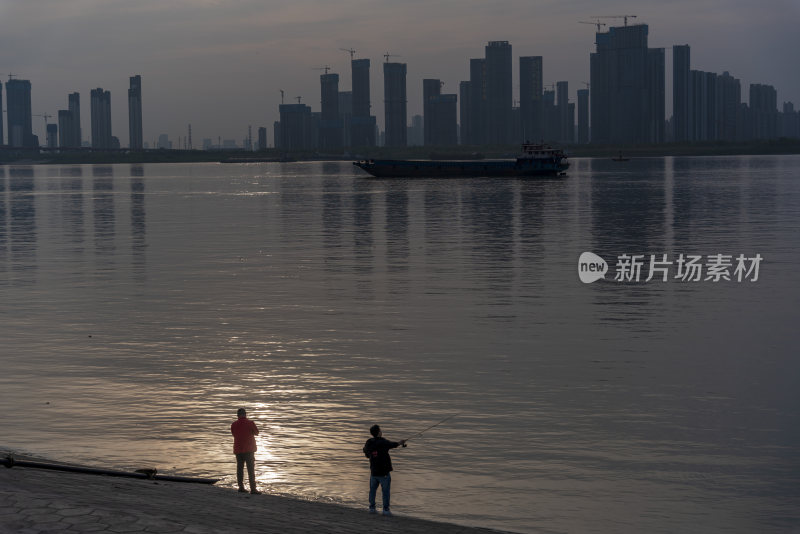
[2,456,219,485]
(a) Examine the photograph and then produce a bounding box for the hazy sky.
[1,0,798,147]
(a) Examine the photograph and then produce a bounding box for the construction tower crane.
[313,65,332,74]
[383,52,401,63]
[34,112,52,125]
[339,48,356,60]
[295,96,302,104]
[591,15,637,26]
[579,20,606,31]
[280,89,284,104]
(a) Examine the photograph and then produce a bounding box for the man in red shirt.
[231,407,260,494]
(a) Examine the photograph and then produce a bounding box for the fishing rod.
[402,412,461,447]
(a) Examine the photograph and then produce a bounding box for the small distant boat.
[353,143,569,178]
[611,151,630,162]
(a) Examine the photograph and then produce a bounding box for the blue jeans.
[369,474,391,510]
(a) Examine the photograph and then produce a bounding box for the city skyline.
[1,0,798,146]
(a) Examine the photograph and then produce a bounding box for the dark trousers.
[235,451,256,490]
[369,474,391,510]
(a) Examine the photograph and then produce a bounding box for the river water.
[0,156,798,533]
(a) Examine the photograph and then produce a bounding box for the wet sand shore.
[0,461,510,533]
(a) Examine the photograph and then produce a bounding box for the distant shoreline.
[1,139,799,165]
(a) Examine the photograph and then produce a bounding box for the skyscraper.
[128,75,143,150]
[0,83,3,145]
[519,56,543,142]
[90,88,112,149]
[68,92,81,147]
[429,94,458,146]
[485,41,512,145]
[750,83,778,139]
[257,127,267,151]
[319,73,342,149]
[339,91,352,146]
[408,114,423,146]
[557,81,570,143]
[423,79,442,146]
[279,104,313,150]
[717,71,741,141]
[46,123,58,148]
[467,58,486,145]
[577,88,589,144]
[273,121,281,149]
[383,62,407,147]
[542,88,558,140]
[350,58,376,147]
[647,48,666,143]
[459,81,470,145]
[673,45,690,142]
[590,24,664,144]
[689,70,718,141]
[58,110,72,148]
[57,92,82,148]
[6,79,34,147]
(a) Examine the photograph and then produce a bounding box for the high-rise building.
[58,110,72,148]
[542,89,557,141]
[750,83,778,140]
[577,88,589,144]
[459,81,470,145]
[350,58,376,147]
[557,81,570,143]
[6,79,34,147]
[519,56,543,142]
[485,41,512,145]
[423,79,442,146]
[673,45,690,142]
[57,92,82,148]
[647,48,666,143]
[467,58,486,145]
[128,75,143,150]
[279,104,313,150]
[590,24,664,144]
[257,127,267,151]
[567,103,575,143]
[273,122,281,149]
[511,104,521,144]
[429,94,458,146]
[383,62,407,147]
[68,92,81,147]
[0,83,3,145]
[689,70,718,141]
[46,123,58,148]
[408,114,423,146]
[320,73,342,149]
[339,90,352,147]
[157,133,170,149]
[90,88,112,149]
[781,102,800,139]
[688,70,706,141]
[717,71,741,141]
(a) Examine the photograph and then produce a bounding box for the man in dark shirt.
[363,424,406,516]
